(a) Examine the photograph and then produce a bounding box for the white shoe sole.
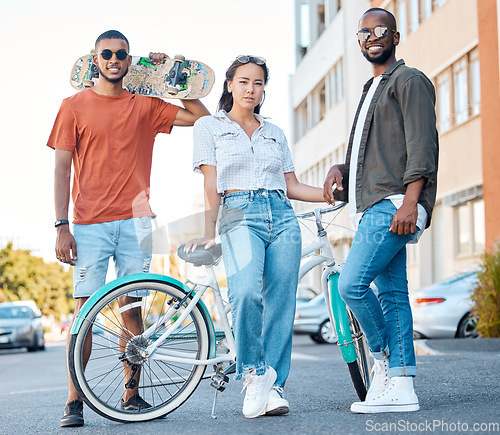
[351,402,419,413]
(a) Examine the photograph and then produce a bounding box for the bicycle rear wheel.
[346,309,372,401]
[69,280,210,422]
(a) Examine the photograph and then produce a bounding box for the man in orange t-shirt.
[47,30,209,427]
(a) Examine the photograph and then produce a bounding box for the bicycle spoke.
[70,282,209,422]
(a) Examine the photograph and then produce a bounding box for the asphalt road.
[1,335,499,434]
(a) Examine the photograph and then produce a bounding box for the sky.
[0,0,295,260]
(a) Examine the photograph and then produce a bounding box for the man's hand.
[149,52,169,65]
[389,202,418,235]
[323,164,344,205]
[183,237,216,253]
[390,178,425,235]
[56,226,77,266]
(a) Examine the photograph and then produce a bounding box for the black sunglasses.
[356,25,396,42]
[235,55,266,65]
[98,49,129,61]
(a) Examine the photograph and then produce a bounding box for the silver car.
[294,294,337,344]
[410,270,479,339]
[0,302,45,352]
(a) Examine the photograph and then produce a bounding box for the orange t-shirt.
[47,89,180,224]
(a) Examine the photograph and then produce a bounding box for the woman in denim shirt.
[185,56,324,418]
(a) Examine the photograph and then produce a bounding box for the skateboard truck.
[83,50,98,88]
[166,55,186,96]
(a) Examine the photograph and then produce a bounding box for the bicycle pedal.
[210,373,229,392]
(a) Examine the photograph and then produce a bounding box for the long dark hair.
[217,58,269,114]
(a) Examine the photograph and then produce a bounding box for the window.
[455,198,485,256]
[318,4,325,38]
[319,83,326,121]
[296,99,309,139]
[327,0,342,22]
[397,0,408,42]
[298,2,310,58]
[420,0,432,20]
[453,58,468,125]
[329,59,343,107]
[437,71,451,132]
[335,60,343,103]
[469,48,481,116]
[435,48,480,133]
[473,200,485,252]
[298,150,338,190]
[392,0,447,37]
[409,0,420,32]
[456,203,471,254]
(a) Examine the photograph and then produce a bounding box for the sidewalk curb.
[414,339,443,356]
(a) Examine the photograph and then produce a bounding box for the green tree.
[472,244,500,337]
[0,243,74,320]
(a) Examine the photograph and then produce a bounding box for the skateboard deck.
[70,53,214,99]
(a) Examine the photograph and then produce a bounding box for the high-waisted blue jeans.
[219,190,301,387]
[338,200,418,377]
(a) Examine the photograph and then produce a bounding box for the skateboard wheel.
[83,79,94,88]
[167,86,179,95]
[174,55,185,63]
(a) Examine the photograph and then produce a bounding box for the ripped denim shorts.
[72,217,152,298]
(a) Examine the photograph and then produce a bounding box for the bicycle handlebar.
[295,202,346,220]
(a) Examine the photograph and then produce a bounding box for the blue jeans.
[219,190,301,387]
[73,217,153,298]
[338,200,417,377]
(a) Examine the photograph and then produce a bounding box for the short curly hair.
[95,30,129,51]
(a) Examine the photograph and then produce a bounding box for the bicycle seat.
[177,243,223,267]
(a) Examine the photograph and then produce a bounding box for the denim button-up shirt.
[193,110,295,194]
[335,60,439,228]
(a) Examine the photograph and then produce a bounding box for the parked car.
[410,270,479,339]
[294,294,337,344]
[0,301,45,352]
[296,283,321,304]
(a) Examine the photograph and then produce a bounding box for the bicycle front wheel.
[69,280,211,423]
[346,309,372,401]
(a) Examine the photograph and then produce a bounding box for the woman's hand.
[183,237,216,252]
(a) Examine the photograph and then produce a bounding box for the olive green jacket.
[335,60,439,228]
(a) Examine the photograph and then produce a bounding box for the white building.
[290,0,371,290]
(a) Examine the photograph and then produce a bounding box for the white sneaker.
[241,367,277,418]
[351,376,419,413]
[265,386,289,416]
[365,358,390,401]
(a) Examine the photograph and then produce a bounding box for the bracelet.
[55,219,70,228]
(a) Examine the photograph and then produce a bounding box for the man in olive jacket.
[324,8,438,414]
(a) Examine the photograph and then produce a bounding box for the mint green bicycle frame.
[297,207,358,363]
[69,272,236,365]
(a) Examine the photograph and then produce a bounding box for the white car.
[294,294,337,344]
[410,271,479,339]
[0,301,46,351]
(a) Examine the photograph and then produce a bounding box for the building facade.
[290,0,371,290]
[290,0,498,290]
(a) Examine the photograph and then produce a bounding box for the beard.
[362,42,395,65]
[98,65,129,83]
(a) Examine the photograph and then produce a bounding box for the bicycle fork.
[323,266,358,363]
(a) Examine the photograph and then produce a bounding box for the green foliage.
[472,245,500,337]
[0,243,74,320]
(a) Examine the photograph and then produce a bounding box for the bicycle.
[68,202,372,423]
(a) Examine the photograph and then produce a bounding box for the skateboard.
[70,53,215,99]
